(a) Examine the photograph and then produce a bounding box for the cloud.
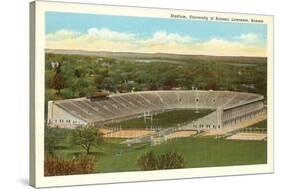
[46,28,266,57]
[87,28,136,41]
[140,31,193,45]
[234,33,260,43]
[46,29,79,41]
[196,38,265,56]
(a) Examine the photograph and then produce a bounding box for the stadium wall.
[222,100,265,127]
[47,101,87,128]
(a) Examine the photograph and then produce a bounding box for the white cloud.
[87,28,136,41]
[234,33,260,43]
[46,28,266,57]
[140,31,193,45]
[46,29,79,41]
[196,38,265,56]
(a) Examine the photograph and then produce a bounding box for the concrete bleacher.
[212,92,233,107]
[137,93,165,110]
[157,91,179,106]
[51,90,264,127]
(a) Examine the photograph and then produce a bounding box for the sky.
[45,12,267,57]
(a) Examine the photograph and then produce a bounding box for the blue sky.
[46,12,267,42]
[45,11,267,57]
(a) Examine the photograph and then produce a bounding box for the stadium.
[48,90,267,144]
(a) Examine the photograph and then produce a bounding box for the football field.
[106,109,213,129]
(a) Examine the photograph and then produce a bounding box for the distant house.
[127,80,135,85]
[171,87,182,90]
[101,62,111,67]
[51,61,59,69]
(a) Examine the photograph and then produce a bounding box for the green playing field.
[106,109,213,129]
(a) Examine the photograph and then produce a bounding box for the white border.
[31,0,274,187]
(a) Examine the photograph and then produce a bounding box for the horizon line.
[45,48,267,59]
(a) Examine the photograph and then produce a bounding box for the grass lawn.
[95,138,267,173]
[106,109,213,129]
[51,130,267,173]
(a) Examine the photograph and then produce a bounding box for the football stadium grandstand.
[48,90,265,134]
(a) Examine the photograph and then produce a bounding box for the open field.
[50,128,267,173]
[106,109,213,129]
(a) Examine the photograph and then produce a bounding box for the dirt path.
[227,132,267,141]
[103,129,153,138]
[165,131,197,139]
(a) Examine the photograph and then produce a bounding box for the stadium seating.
[50,90,264,128]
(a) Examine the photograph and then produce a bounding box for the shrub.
[137,151,185,171]
[137,151,158,171]
[44,154,96,176]
[157,152,185,169]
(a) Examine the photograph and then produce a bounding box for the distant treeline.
[46,49,267,64]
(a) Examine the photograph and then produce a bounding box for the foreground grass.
[96,138,266,172]
[106,109,213,129]
[52,132,267,173]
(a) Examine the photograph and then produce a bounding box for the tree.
[49,62,66,95]
[72,125,103,154]
[51,73,65,94]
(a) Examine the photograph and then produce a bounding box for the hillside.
[45,49,267,64]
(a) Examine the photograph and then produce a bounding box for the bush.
[137,151,185,171]
[137,151,158,171]
[44,154,96,176]
[157,152,185,169]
